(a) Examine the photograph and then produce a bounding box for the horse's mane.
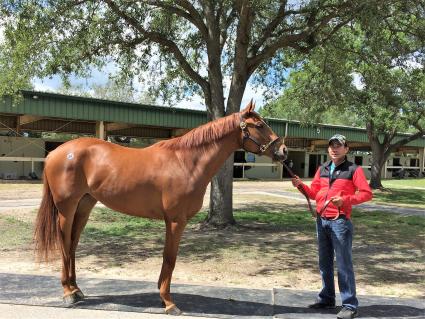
[157,113,240,150]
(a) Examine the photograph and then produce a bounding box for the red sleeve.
[300,168,321,200]
[343,166,373,205]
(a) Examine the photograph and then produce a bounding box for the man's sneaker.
[308,300,336,309]
[337,306,358,319]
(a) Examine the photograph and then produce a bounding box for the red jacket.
[300,159,372,219]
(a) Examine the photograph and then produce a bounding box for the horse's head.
[238,101,288,162]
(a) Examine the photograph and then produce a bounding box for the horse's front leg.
[158,218,187,315]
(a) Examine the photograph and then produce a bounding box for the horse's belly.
[92,191,164,219]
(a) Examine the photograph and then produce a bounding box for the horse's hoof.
[63,293,79,304]
[73,289,85,300]
[165,304,182,315]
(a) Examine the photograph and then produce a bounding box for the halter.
[239,116,280,155]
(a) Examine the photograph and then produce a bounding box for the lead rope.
[281,161,316,218]
[318,199,340,220]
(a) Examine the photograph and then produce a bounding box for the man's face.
[328,142,349,162]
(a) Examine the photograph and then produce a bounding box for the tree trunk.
[369,142,390,189]
[369,159,384,189]
[203,71,235,227]
[202,4,250,227]
[205,157,236,227]
[203,79,247,227]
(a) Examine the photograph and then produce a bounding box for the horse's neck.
[180,130,240,181]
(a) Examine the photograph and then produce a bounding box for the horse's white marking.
[67,152,74,160]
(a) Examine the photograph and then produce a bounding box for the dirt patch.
[0,183,43,200]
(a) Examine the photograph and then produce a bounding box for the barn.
[0,91,424,180]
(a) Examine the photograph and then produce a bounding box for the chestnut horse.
[34,101,287,314]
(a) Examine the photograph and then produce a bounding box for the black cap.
[328,134,347,146]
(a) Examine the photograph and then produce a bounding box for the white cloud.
[0,16,15,44]
[242,83,266,111]
[31,63,267,112]
[401,57,423,70]
[32,81,57,92]
[173,79,266,111]
[175,96,205,110]
[32,75,62,91]
[351,72,365,90]
[0,28,4,44]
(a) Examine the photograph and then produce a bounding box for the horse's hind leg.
[56,198,80,304]
[158,219,187,315]
[68,194,97,300]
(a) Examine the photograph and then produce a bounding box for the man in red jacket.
[292,134,372,319]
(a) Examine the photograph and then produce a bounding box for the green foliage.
[264,1,424,133]
[90,79,138,103]
[262,1,424,189]
[0,32,33,97]
[55,78,145,104]
[0,1,384,110]
[260,93,364,127]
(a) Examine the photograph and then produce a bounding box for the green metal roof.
[1,90,424,148]
[1,90,207,129]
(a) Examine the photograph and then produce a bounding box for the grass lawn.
[372,178,425,209]
[1,205,423,298]
[381,178,425,188]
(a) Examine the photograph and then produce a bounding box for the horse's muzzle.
[273,142,288,163]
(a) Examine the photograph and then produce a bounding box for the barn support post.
[96,121,106,140]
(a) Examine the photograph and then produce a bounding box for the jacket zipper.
[321,160,344,216]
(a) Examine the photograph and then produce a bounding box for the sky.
[32,71,267,111]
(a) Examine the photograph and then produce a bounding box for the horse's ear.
[241,99,255,115]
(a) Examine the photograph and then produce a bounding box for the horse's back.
[45,138,125,198]
[46,137,115,174]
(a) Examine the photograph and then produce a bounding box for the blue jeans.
[316,216,358,310]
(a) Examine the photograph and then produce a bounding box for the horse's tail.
[34,170,63,262]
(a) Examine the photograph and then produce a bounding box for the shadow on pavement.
[1,273,423,318]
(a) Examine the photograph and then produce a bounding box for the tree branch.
[389,130,425,150]
[103,0,209,92]
[382,127,397,149]
[250,1,287,55]
[219,6,237,50]
[227,2,254,113]
[247,2,356,74]
[247,32,307,74]
[148,0,208,40]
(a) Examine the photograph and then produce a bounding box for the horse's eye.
[255,122,264,128]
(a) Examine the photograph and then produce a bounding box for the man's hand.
[291,175,303,188]
[330,196,344,208]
